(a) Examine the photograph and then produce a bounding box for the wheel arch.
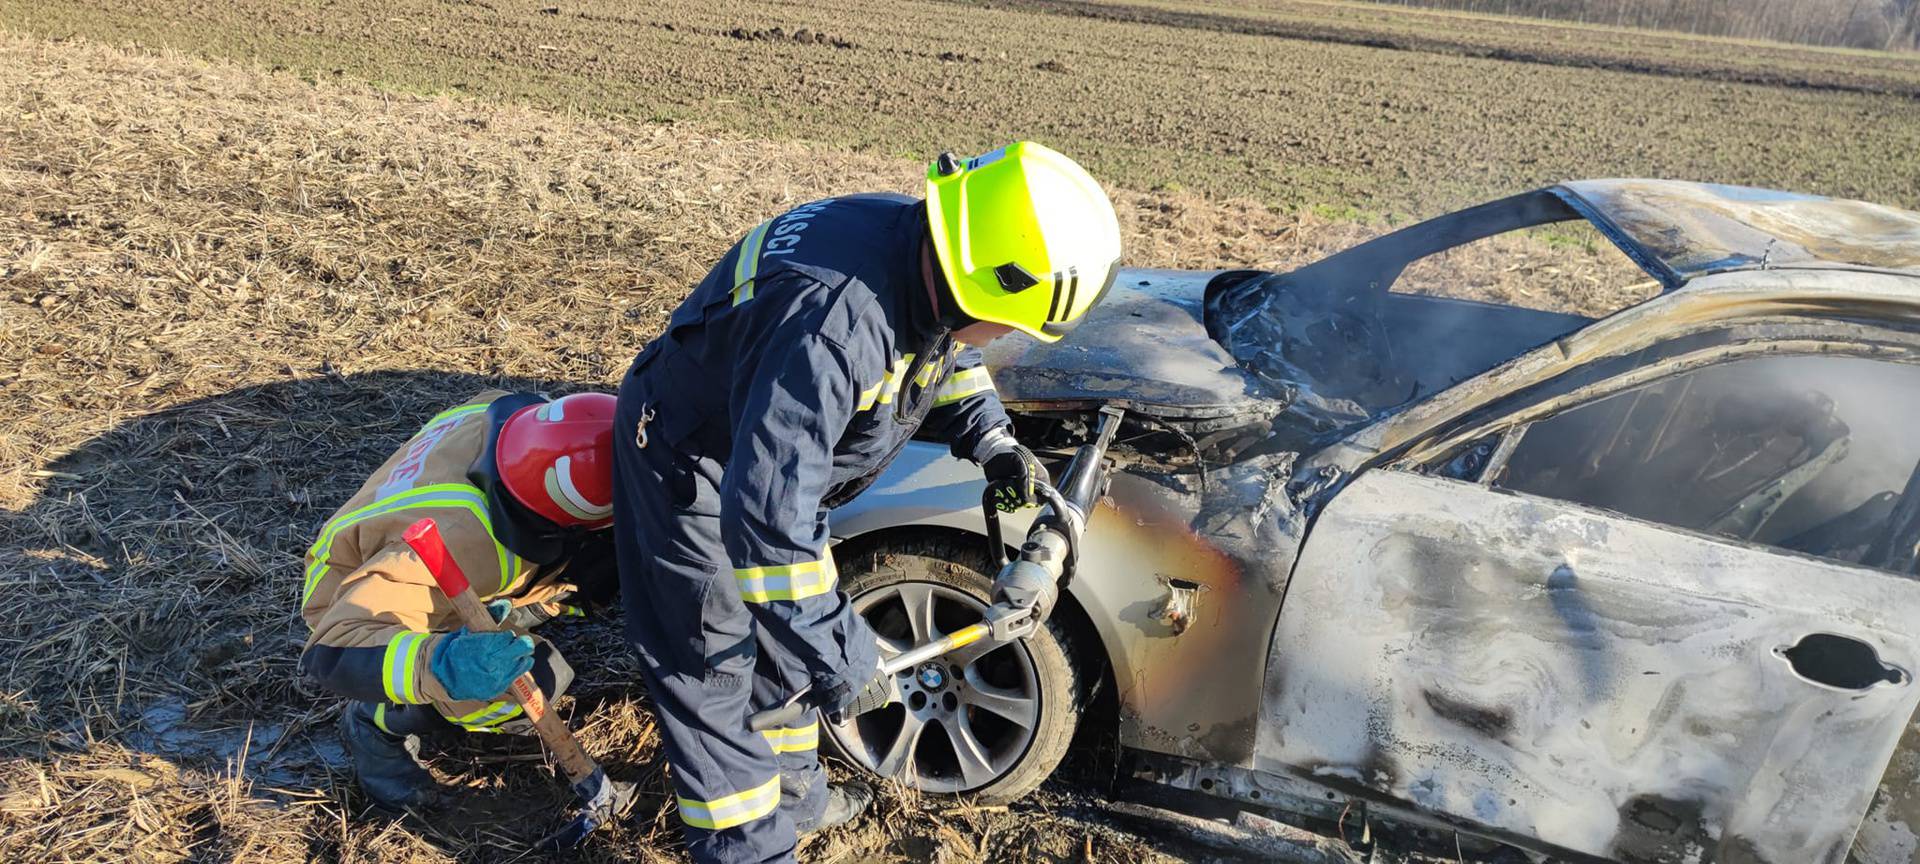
[830,523,1115,713]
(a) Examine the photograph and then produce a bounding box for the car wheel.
[825,535,1083,804]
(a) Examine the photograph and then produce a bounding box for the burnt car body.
[828,181,1920,863]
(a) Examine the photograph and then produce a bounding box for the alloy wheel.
[825,580,1042,793]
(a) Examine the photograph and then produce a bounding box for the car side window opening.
[1487,355,1920,571]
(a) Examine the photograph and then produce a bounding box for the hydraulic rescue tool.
[401,517,637,850]
[750,405,1125,734]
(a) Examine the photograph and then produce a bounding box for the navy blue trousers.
[613,375,829,864]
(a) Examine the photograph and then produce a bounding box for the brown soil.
[0,31,1639,863]
[7,0,1919,217]
[962,0,1920,96]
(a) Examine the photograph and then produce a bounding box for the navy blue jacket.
[628,194,1011,683]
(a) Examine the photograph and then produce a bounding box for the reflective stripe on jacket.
[298,391,575,707]
[625,193,1012,689]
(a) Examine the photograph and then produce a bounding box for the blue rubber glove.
[429,628,535,702]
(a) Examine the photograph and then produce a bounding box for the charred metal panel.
[1087,453,1304,765]
[1853,716,1920,864]
[1556,181,1920,288]
[1260,469,1920,863]
[982,269,1283,426]
[1372,294,1591,398]
[1222,189,1589,303]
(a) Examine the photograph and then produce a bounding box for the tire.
[824,534,1083,805]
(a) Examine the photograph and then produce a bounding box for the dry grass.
[0,32,1635,862]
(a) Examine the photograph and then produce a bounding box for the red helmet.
[496,393,617,530]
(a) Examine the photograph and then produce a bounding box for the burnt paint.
[1421,688,1515,742]
[1853,717,1920,864]
[1197,714,1258,762]
[1075,457,1300,766]
[1261,469,1920,864]
[1610,795,1711,864]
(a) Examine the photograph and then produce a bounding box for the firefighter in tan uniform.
[299,390,619,810]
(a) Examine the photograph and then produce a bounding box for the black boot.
[337,702,445,811]
[805,779,873,834]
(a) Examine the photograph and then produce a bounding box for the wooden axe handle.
[401,518,602,787]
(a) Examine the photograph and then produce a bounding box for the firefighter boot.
[337,702,446,811]
[808,780,873,833]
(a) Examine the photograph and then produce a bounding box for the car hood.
[980,268,1285,430]
[983,261,1589,450]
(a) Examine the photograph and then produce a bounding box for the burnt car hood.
[980,269,1285,429]
[983,266,1588,446]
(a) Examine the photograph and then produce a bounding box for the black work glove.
[983,442,1049,513]
[828,671,896,724]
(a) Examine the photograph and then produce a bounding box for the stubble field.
[0,0,1915,861]
[0,27,1650,864]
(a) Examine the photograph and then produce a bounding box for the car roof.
[1554,180,1920,290]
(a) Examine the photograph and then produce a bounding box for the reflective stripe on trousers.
[677,775,783,831]
[734,558,837,604]
[759,721,819,754]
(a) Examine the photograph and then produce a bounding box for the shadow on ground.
[0,369,1169,862]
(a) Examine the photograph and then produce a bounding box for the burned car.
[826,180,1920,863]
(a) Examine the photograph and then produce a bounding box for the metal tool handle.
[983,406,1124,579]
[747,614,1007,732]
[982,482,1074,572]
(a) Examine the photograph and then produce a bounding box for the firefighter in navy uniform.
[299,391,620,810]
[612,142,1124,863]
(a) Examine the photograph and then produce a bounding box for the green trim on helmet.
[925,141,1122,343]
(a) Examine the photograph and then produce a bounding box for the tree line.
[1368,0,1920,50]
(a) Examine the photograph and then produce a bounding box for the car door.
[1257,353,1920,864]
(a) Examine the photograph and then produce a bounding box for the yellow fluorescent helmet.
[925,142,1123,342]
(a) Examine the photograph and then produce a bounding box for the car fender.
[832,440,1286,766]
[829,440,1141,704]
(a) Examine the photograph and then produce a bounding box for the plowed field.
[9,0,1920,216]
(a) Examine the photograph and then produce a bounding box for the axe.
[401,517,635,849]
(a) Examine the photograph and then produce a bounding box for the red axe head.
[402,517,471,598]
